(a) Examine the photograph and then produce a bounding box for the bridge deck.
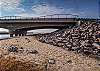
[0,18,77,23]
[0,18,99,23]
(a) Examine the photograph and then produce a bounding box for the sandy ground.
[0,36,100,71]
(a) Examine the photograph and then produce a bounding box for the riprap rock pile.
[38,22,100,58]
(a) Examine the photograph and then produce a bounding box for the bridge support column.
[21,31,26,36]
[9,30,14,37]
[10,34,14,37]
[19,34,21,36]
[15,30,27,37]
[9,30,27,37]
[14,30,20,37]
[15,34,18,36]
[20,30,27,36]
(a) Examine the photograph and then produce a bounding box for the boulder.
[8,45,18,52]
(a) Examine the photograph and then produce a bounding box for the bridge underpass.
[9,22,76,37]
[1,22,77,37]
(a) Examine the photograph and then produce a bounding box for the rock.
[38,22,100,58]
[96,49,100,56]
[67,60,72,64]
[25,38,31,43]
[98,64,100,66]
[48,58,56,64]
[71,46,79,51]
[18,47,24,53]
[8,45,18,52]
[28,50,38,54]
[0,53,2,58]
[96,63,100,67]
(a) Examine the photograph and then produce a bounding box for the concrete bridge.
[0,14,99,37]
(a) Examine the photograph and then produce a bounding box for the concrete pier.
[9,30,27,37]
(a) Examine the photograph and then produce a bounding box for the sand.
[0,36,100,71]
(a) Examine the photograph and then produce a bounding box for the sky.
[0,0,100,18]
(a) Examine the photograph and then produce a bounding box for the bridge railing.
[0,14,79,21]
[1,14,99,22]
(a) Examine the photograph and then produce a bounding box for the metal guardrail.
[0,14,99,22]
[0,14,78,20]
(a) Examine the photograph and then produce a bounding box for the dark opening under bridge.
[0,14,99,37]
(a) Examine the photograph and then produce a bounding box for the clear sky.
[0,0,100,18]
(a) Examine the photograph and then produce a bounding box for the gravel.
[0,36,100,71]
